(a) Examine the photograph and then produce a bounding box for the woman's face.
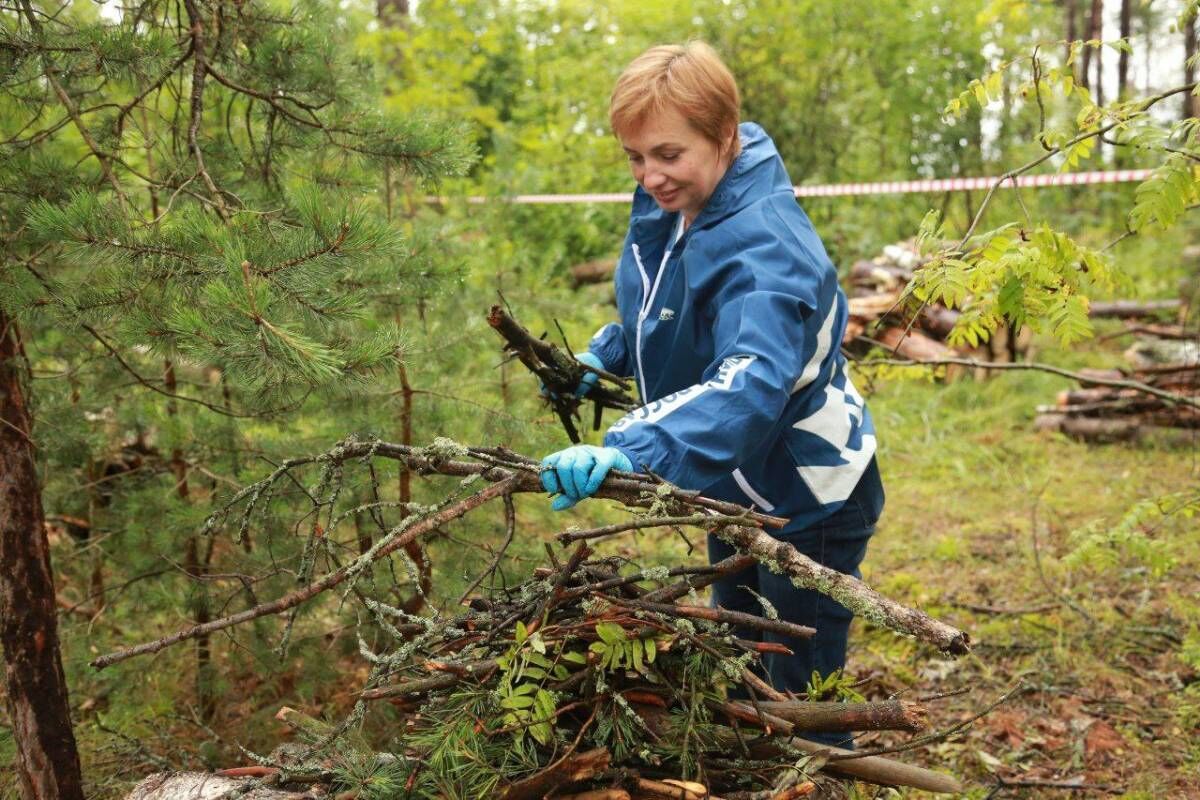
[620,106,733,225]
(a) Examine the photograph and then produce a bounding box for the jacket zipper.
[631,223,680,402]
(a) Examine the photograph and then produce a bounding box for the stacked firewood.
[843,242,971,362]
[1035,325,1198,441]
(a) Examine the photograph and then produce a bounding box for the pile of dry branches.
[102,438,975,799]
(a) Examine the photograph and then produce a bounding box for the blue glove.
[541,352,603,399]
[540,445,634,511]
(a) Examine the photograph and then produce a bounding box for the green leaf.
[595,622,627,644]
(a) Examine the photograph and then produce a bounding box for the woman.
[540,41,884,743]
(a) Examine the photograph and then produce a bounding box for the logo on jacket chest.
[658,308,675,321]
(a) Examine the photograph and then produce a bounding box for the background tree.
[0,0,471,795]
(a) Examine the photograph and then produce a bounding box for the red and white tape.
[449,169,1152,204]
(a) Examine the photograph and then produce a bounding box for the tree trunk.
[1185,14,1198,120]
[0,309,85,800]
[1094,13,1105,107]
[165,359,215,721]
[375,0,408,24]
[1081,0,1103,91]
[1064,0,1078,68]
[1117,0,1131,98]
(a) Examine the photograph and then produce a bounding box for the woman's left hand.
[540,445,634,510]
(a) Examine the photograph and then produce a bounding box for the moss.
[422,436,469,461]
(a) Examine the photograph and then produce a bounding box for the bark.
[487,304,634,442]
[0,310,85,800]
[498,748,611,800]
[395,361,430,614]
[715,524,970,655]
[611,597,816,640]
[1081,0,1103,91]
[754,699,927,733]
[124,772,297,800]
[722,704,963,793]
[1035,413,1143,441]
[376,0,409,25]
[1065,0,1078,67]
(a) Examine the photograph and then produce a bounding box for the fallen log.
[847,291,902,320]
[1035,414,1143,441]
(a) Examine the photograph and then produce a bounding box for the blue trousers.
[707,458,883,746]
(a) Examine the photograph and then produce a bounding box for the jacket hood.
[629,122,794,233]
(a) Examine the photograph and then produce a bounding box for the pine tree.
[0,1,473,796]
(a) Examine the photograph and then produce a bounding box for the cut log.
[1035,414,1142,441]
[875,326,954,362]
[849,260,905,291]
[918,304,960,339]
[1124,339,1199,370]
[1056,388,1145,406]
[848,291,903,320]
[633,778,718,799]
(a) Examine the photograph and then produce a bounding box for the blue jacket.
[589,123,880,530]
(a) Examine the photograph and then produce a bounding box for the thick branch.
[716,525,970,654]
[754,700,927,733]
[609,597,816,641]
[855,353,1200,410]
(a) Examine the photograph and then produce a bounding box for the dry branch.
[715,525,970,654]
[488,303,634,442]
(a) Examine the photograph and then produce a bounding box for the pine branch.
[90,474,521,669]
[17,0,129,209]
[181,0,229,221]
